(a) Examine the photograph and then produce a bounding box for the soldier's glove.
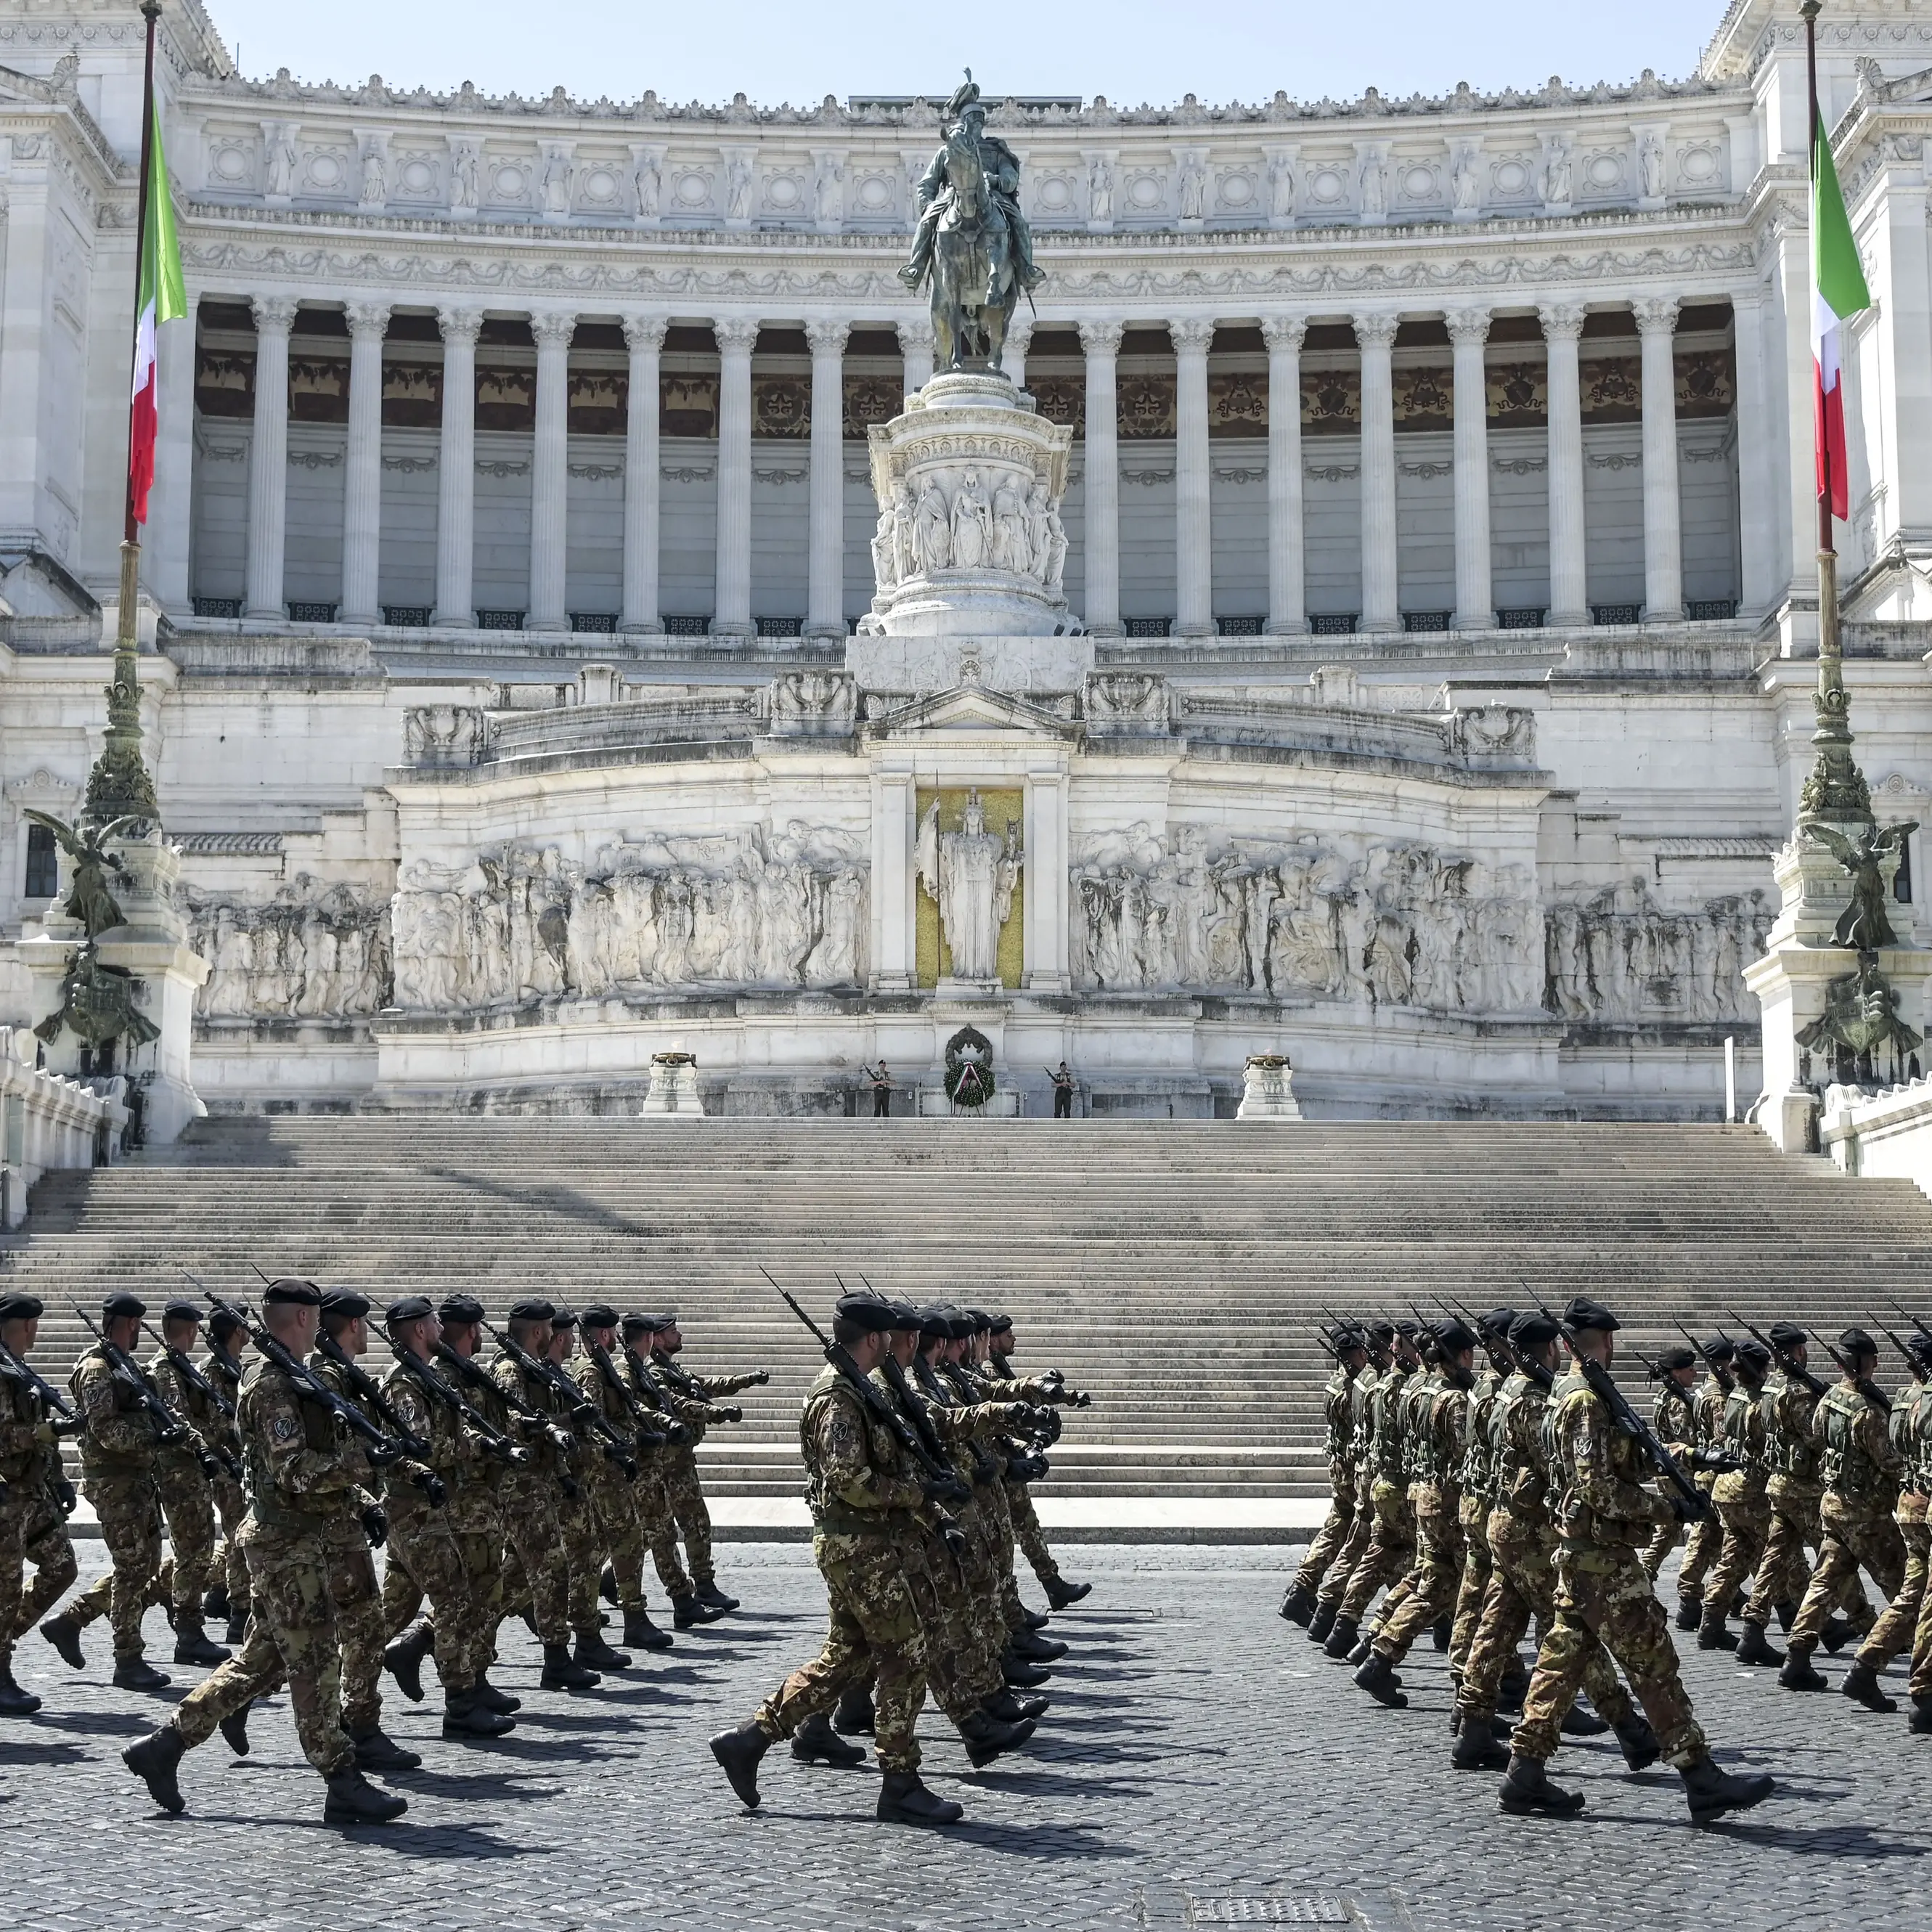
[751,1369,771,1386]
[560,1475,582,1502]
[156,1422,189,1448]
[714,1405,744,1424]
[934,1509,969,1560]
[407,1468,448,1507]
[922,1473,970,1507]
[51,1414,82,1437]
[668,1423,692,1447]
[55,1476,78,1517]
[1689,1448,1742,1474]
[547,1426,576,1457]
[197,1449,222,1480]
[363,1439,406,1468]
[1038,1370,1067,1398]
[1069,1390,1093,1409]
[360,1502,389,1548]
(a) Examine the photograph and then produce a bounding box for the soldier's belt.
[815,1503,916,1537]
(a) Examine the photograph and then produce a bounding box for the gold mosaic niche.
[914,787,1025,990]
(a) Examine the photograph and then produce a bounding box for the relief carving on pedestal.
[187,880,394,1021]
[1542,881,1772,1026]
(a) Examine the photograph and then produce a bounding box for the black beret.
[263,1278,321,1308]
[1838,1326,1878,1358]
[1481,1308,1518,1336]
[888,1300,925,1332]
[1329,1321,1369,1353]
[210,1307,248,1340]
[1768,1321,1807,1350]
[162,1300,204,1325]
[964,1309,993,1332]
[917,1304,952,1339]
[1909,1332,1932,1366]
[835,1292,900,1334]
[103,1292,147,1318]
[548,1306,579,1329]
[320,1289,370,1321]
[987,1314,1013,1335]
[579,1304,620,1330]
[945,1307,979,1340]
[0,1292,44,1322]
[1703,1336,1735,1362]
[647,1311,677,1329]
[386,1295,433,1325]
[1366,1318,1396,1343]
[439,1294,485,1326]
[1394,1318,1422,1341]
[1564,1296,1619,1334]
[1733,1338,1772,1371]
[507,1298,555,1323]
[1658,1345,1698,1371]
[620,1313,655,1338]
[1509,1311,1561,1348]
[1432,1317,1478,1355]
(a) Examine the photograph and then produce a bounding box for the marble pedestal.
[1236,1053,1304,1120]
[640,1050,704,1117]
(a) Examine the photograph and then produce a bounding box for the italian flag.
[1811,113,1870,522]
[128,94,185,526]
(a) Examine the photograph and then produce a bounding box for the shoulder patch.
[269,1411,301,1443]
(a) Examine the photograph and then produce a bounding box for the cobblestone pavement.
[2,1541,1925,1932]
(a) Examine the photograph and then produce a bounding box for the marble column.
[1079,318,1124,636]
[713,317,759,641]
[1003,311,1033,391]
[1354,311,1400,633]
[1732,286,1778,619]
[1447,306,1495,630]
[897,315,934,397]
[1261,314,1307,634]
[338,301,390,626]
[1539,301,1589,625]
[433,306,481,627]
[529,310,575,633]
[620,312,665,633]
[1635,295,1684,621]
[243,295,296,620]
[1172,317,1215,637]
[805,317,849,642]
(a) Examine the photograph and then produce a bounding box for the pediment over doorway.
[863,682,1080,741]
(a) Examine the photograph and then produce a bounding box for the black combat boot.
[1841,1658,1899,1713]
[984,1687,1048,1724]
[1021,1607,1052,1631]
[224,1610,250,1648]
[441,1687,515,1740]
[1498,1752,1584,1817]
[112,1654,171,1693]
[1307,1602,1339,1644]
[623,1607,675,1651]
[709,1719,771,1808]
[1778,1642,1827,1692]
[1321,1614,1359,1661]
[1612,1711,1660,1772]
[349,1724,421,1772]
[322,1765,409,1825]
[0,1665,43,1717]
[219,1702,252,1755]
[1496,1659,1531,1713]
[1674,1597,1700,1632]
[1044,1577,1091,1610]
[203,1585,231,1623]
[1821,1615,1858,1655]
[598,1563,620,1606]
[1560,1702,1608,1737]
[1008,1626,1068,1663]
[1910,1695,1932,1735]
[1000,1652,1051,1688]
[1346,1630,1377,1668]
[1451,1715,1509,1771]
[672,1591,726,1629]
[173,1619,231,1668]
[876,1769,963,1826]
[696,1581,740,1614]
[958,1709,1037,1767]
[1735,1621,1784,1668]
[471,1671,521,1713]
[1431,1613,1453,1653]
[1696,1608,1737,1652]
[1279,1581,1316,1626]
[541,1643,601,1692]
[1679,1755,1774,1823]
[574,1629,631,1672]
[1774,1599,1797,1632]
[791,1711,867,1767]
[123,1725,187,1814]
[1353,1652,1407,1709]
[383,1621,435,1703]
[40,1614,85,1671]
[833,1684,876,1735]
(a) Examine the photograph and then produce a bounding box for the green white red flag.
[1811,112,1870,522]
[128,87,185,527]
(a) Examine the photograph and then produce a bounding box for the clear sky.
[203,1,1718,107]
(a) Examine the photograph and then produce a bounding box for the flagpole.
[1804,0,1838,672]
[84,0,163,826]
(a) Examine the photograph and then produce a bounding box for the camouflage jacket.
[381,1350,499,1529]
[800,1362,929,1533]
[239,1354,373,1540]
[1321,1364,1356,1471]
[1761,1371,1825,1499]
[68,1345,163,1478]
[1895,1378,1932,1497]
[307,1345,394,1493]
[1546,1367,1674,1551]
[1711,1381,1769,1506]
[1817,1382,1904,1512]
[1488,1369,1554,1524]
[1367,1363,1411,1485]
[0,1351,62,1495]
[1458,1366,1504,1504]
[145,1345,227,1477]
[1411,1371,1472,1499]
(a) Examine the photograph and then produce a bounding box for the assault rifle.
[613,1345,687,1448]
[1439,1295,1516,1382]
[1809,1327,1893,1418]
[415,1342,533,1467]
[0,1336,78,1429]
[1725,1309,1828,1400]
[487,1320,639,1478]
[1871,1314,1928,1384]
[73,1303,192,1454]
[312,1329,433,1462]
[1675,1321,1735,1395]
[139,1318,242,1482]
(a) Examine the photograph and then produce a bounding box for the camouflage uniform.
[571,1348,652,1626]
[168,1355,369,1774]
[1337,1360,1415,1623]
[0,1354,78,1674]
[492,1350,576,1647]
[1904,1377,1932,1703]
[1371,1366,1469,1665]
[752,1363,930,1772]
[64,1345,166,1661]
[203,1341,250,1621]
[651,1348,760,1590]
[1856,1371,1930,1672]
[1512,1366,1707,1770]
[1449,1364,1503,1674]
[1671,1371,1729,1615]
[1292,1358,1361,1601]
[1368,1358,1443,1638]
[1789,1381,1905,1649]
[1639,1377,1697,1580]
[621,1346,694,1603]
[1316,1361,1382,1613]
[1456,1366,1635,1732]
[978,1355,1071,1594]
[1748,1369,1870,1631]
[144,1345,225,1634]
[1700,1378,1772,1625]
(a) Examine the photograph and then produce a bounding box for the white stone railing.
[1819,1078,1932,1196]
[0,1026,127,1230]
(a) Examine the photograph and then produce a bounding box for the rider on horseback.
[899,73,1044,295]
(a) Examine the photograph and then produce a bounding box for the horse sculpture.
[926,121,1019,375]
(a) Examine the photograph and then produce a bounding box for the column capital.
[1260,313,1308,354]
[1536,301,1586,341]
[1632,295,1681,337]
[714,316,762,356]
[1351,311,1400,349]
[1003,311,1035,356]
[1078,317,1126,356]
[804,317,851,358]
[894,314,935,354]
[436,305,484,346]
[621,311,669,354]
[1170,317,1216,355]
[250,294,299,336]
[529,310,579,351]
[346,301,391,343]
[1444,306,1491,346]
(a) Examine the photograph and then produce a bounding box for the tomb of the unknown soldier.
[4,1,1932,1926]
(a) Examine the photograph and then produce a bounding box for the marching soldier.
[1697,1337,1773,1655]
[1446,1311,1515,1687]
[1846,1328,1932,1712]
[1281,1321,1367,1627]
[143,1300,231,1667]
[1324,1320,1420,1660]
[614,1311,690,1649]
[984,1312,1091,1610]
[1671,1335,1735,1634]
[1639,1345,1700,1584]
[201,1305,253,1645]
[0,1292,80,1717]
[1309,1321,1392,1647]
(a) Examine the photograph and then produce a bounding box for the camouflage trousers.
[1856,1494,1928,1672]
[210,1472,250,1613]
[152,1452,219,1626]
[755,1528,927,1773]
[1700,1492,1770,1620]
[556,1485,604,1634]
[663,1447,715,1587]
[171,1521,355,1777]
[1749,1485,1875,1632]
[1338,1477,1414,1623]
[494,1472,571,1649]
[1512,1536,1707,1769]
[1,1486,78,1672]
[635,1459,692,1602]
[589,1469,650,1614]
[1316,1475,1378,1610]
[383,1504,501,1690]
[1791,1493,1907,1649]
[1448,1496,1493,1674]
[956,1491,1016,1670]
[1371,1485,1464,1665]
[1909,1536,1932,1700]
[1672,1497,1722,1608]
[981,1475,1028,1633]
[1006,1480,1063,1590]
[70,1467,163,1658]
[900,1526,1000,1724]
[1456,1507,1634,1729]
[1292,1463,1358,1598]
